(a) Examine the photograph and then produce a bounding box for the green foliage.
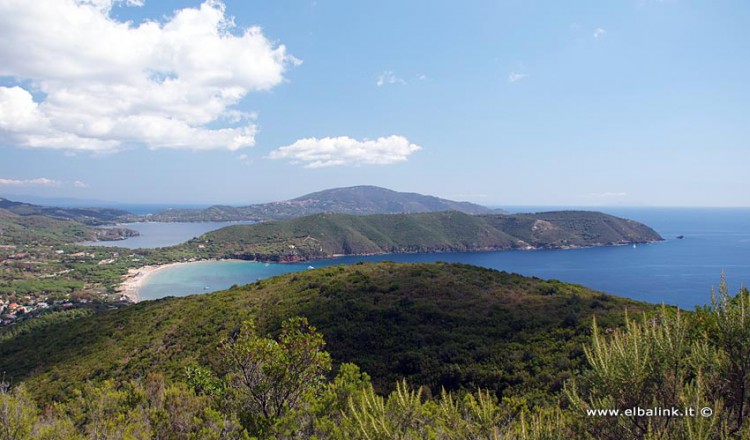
[185,365,224,398]
[0,376,247,440]
[0,279,84,297]
[699,278,750,435]
[0,384,38,440]
[0,263,648,403]
[0,309,94,343]
[3,280,750,440]
[565,280,750,439]
[220,317,332,434]
[182,210,662,262]
[0,214,134,246]
[566,308,695,438]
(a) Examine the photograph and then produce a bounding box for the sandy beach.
[117,259,250,302]
[117,262,187,303]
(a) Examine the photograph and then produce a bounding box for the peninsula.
[181,210,663,262]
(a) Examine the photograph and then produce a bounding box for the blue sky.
[1,0,748,207]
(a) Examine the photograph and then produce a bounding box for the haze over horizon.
[2,0,749,207]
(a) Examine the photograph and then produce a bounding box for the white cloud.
[0,0,298,152]
[0,177,62,187]
[73,180,89,188]
[376,71,405,87]
[417,74,427,81]
[269,135,422,168]
[508,72,527,83]
[593,27,607,39]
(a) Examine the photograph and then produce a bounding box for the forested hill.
[150,185,498,221]
[0,262,651,402]
[0,207,138,245]
[184,210,663,262]
[0,197,137,225]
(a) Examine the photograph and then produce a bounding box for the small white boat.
[307,265,315,270]
[632,244,637,249]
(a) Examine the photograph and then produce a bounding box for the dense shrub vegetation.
[1,277,749,439]
[0,263,649,402]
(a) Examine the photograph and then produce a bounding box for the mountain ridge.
[150,186,500,221]
[0,197,138,226]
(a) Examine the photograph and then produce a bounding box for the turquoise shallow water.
[138,208,750,309]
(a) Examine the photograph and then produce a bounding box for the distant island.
[183,210,663,262]
[148,185,506,222]
[1,186,507,225]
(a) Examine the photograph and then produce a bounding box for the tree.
[0,384,38,440]
[220,317,332,433]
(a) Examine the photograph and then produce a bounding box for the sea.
[121,207,750,309]
[80,221,255,249]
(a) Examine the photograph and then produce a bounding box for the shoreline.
[116,240,662,302]
[117,262,185,303]
[117,258,249,303]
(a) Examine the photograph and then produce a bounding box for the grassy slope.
[0,262,651,403]
[186,210,663,261]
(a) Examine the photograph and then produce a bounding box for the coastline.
[117,262,185,303]
[117,259,249,303]
[116,240,663,302]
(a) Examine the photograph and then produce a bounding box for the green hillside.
[0,197,137,225]
[0,210,137,245]
[184,210,662,262]
[0,262,651,403]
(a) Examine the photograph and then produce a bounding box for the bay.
[138,208,750,309]
[81,221,254,249]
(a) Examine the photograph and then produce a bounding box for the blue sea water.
[137,208,750,309]
[82,221,254,249]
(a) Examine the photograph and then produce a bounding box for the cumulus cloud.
[0,0,298,152]
[0,177,62,187]
[508,72,527,83]
[376,71,405,87]
[73,180,89,188]
[593,27,607,39]
[269,135,422,168]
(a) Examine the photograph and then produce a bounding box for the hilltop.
[0,208,137,245]
[0,262,651,402]
[0,197,137,225]
[150,185,499,221]
[183,210,663,262]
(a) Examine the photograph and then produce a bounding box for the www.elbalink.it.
[586,406,713,418]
